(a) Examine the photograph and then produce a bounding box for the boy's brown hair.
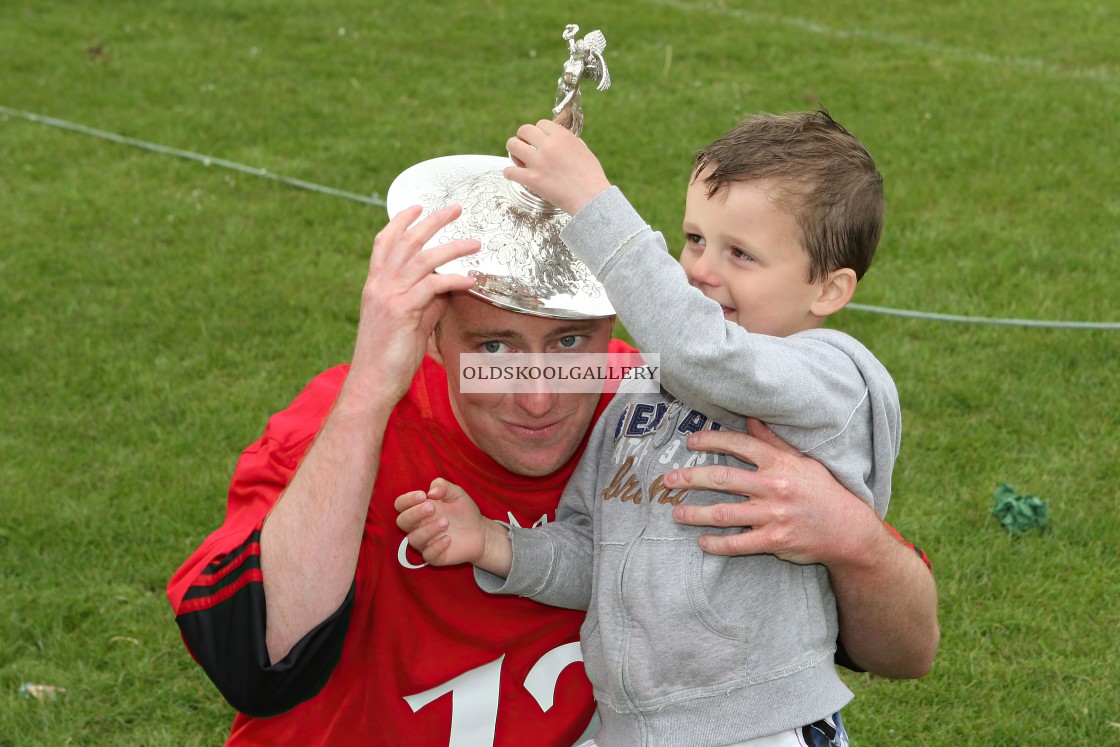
[692,110,884,282]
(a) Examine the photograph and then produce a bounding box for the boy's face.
[680,171,825,338]
[430,294,616,477]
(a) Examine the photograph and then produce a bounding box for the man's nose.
[513,388,560,418]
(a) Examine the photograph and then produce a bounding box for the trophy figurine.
[552,24,611,137]
[385,24,615,319]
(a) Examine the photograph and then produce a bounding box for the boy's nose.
[686,247,721,287]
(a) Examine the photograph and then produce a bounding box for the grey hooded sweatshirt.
[477,187,901,746]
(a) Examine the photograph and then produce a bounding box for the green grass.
[2,0,1118,744]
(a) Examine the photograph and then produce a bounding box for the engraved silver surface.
[385,25,614,319]
[386,156,613,318]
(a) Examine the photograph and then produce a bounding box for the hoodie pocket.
[615,540,752,709]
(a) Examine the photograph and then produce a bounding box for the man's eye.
[481,341,508,354]
[557,335,581,349]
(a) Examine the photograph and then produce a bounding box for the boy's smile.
[680,171,830,338]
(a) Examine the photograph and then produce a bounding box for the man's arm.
[666,418,939,679]
[259,204,478,663]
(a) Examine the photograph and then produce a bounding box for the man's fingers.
[416,238,480,276]
[745,417,801,457]
[374,204,464,270]
[673,499,758,528]
[682,428,774,471]
[696,529,765,557]
[664,461,759,497]
[373,205,424,261]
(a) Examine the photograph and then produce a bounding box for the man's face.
[430,294,616,477]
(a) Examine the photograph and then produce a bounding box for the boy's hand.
[504,119,612,216]
[394,478,512,575]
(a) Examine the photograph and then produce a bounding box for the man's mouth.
[505,419,564,440]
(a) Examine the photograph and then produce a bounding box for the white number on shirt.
[403,643,588,747]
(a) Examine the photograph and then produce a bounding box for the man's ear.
[810,268,858,318]
[426,326,445,366]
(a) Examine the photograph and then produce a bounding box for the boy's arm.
[473,408,610,611]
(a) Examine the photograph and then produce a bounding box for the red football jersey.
[169,342,635,746]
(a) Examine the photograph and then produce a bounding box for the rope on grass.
[0,105,386,207]
[5,104,1119,331]
[846,304,1120,330]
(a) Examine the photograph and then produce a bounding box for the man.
[168,204,937,746]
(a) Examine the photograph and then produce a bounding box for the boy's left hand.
[504,119,612,216]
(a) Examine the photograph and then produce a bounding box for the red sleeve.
[883,521,932,572]
[167,366,356,716]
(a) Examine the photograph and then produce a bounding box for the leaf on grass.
[990,483,1049,535]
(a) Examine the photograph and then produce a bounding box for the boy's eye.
[730,247,755,262]
[685,233,706,248]
[481,341,510,354]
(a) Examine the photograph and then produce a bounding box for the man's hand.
[504,120,612,217]
[347,204,479,407]
[666,417,939,678]
[666,418,879,567]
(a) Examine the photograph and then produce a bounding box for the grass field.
[2,1,1118,744]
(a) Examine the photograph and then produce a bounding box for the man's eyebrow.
[548,321,604,337]
[464,322,601,343]
[464,328,524,344]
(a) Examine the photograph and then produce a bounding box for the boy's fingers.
[535,119,565,136]
[422,535,453,565]
[518,122,547,143]
[393,490,428,513]
[407,518,449,551]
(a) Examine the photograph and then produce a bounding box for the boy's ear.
[810,268,858,318]
[426,326,445,366]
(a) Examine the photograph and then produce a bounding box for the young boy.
[397,111,898,747]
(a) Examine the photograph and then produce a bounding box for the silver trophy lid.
[385,24,614,320]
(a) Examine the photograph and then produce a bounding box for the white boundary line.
[845,304,1120,330]
[651,0,1119,83]
[0,105,386,207]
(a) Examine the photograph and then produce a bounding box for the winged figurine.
[552,24,611,136]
